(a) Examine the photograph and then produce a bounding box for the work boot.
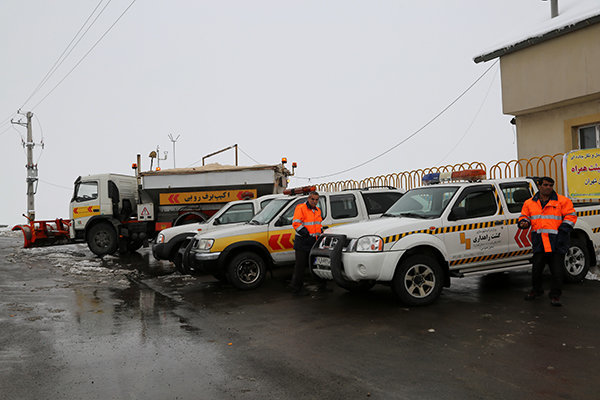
[524,290,543,301]
[550,297,562,307]
[316,282,333,292]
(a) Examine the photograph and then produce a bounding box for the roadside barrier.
[317,154,566,194]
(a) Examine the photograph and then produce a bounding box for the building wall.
[500,23,600,116]
[515,101,600,159]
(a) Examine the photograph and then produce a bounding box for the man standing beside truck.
[518,177,577,306]
[289,191,328,296]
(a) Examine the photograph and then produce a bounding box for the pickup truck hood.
[194,222,263,240]
[324,216,434,239]
[160,222,205,240]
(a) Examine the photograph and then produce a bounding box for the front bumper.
[310,234,402,283]
[180,240,221,275]
[152,242,171,260]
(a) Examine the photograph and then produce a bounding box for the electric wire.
[38,179,73,191]
[19,0,108,109]
[238,146,262,165]
[436,63,499,165]
[294,59,499,181]
[31,0,137,111]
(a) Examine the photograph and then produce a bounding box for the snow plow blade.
[12,216,73,248]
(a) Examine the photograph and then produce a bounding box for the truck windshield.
[72,181,98,203]
[249,198,293,225]
[384,186,459,219]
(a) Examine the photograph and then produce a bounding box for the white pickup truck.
[152,194,282,271]
[181,187,404,290]
[310,175,600,306]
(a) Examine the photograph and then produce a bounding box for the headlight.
[157,233,165,243]
[354,235,383,252]
[195,238,215,251]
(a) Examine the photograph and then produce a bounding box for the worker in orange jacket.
[518,177,577,306]
[289,191,328,295]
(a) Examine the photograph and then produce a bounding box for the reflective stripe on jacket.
[518,190,577,253]
[292,202,322,251]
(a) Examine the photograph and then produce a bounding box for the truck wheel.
[392,254,442,306]
[226,251,266,290]
[337,280,376,293]
[87,223,118,256]
[564,238,589,283]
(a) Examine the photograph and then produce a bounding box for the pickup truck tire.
[392,254,443,306]
[338,279,376,293]
[87,223,118,256]
[564,238,589,283]
[226,251,266,290]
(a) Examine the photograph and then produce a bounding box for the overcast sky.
[0,1,572,225]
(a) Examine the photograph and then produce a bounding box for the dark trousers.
[291,249,324,292]
[531,252,564,297]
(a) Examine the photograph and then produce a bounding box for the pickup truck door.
[326,193,364,227]
[443,185,509,271]
[268,197,313,264]
[498,181,534,257]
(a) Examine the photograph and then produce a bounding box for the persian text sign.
[563,149,600,199]
[159,189,257,205]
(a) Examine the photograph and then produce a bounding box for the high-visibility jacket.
[519,190,577,253]
[292,202,322,251]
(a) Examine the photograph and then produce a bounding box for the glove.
[297,227,310,237]
[518,219,531,229]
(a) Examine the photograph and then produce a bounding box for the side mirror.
[214,217,221,225]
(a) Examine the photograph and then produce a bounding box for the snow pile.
[9,244,136,287]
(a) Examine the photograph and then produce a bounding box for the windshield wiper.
[381,213,397,217]
[398,212,427,219]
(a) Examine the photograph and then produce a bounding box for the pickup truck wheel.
[338,280,376,293]
[226,252,266,290]
[564,239,589,283]
[87,223,118,256]
[392,254,442,306]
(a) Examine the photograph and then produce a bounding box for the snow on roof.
[474,0,600,63]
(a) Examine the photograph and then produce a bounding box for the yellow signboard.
[159,189,257,205]
[563,148,600,199]
[72,205,101,219]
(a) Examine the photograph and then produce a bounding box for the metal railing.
[316,154,566,194]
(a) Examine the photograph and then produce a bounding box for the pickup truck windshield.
[384,186,459,219]
[249,198,293,224]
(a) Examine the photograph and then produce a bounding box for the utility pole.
[168,133,181,168]
[11,110,41,221]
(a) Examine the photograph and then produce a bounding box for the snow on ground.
[4,234,136,288]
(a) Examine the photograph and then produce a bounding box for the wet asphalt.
[1,234,599,400]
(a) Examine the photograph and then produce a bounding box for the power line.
[238,146,262,164]
[31,0,137,111]
[294,59,499,181]
[38,178,72,191]
[19,0,109,110]
[436,63,500,164]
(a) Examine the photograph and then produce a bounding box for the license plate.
[314,256,331,267]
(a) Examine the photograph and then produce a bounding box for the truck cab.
[70,174,142,255]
